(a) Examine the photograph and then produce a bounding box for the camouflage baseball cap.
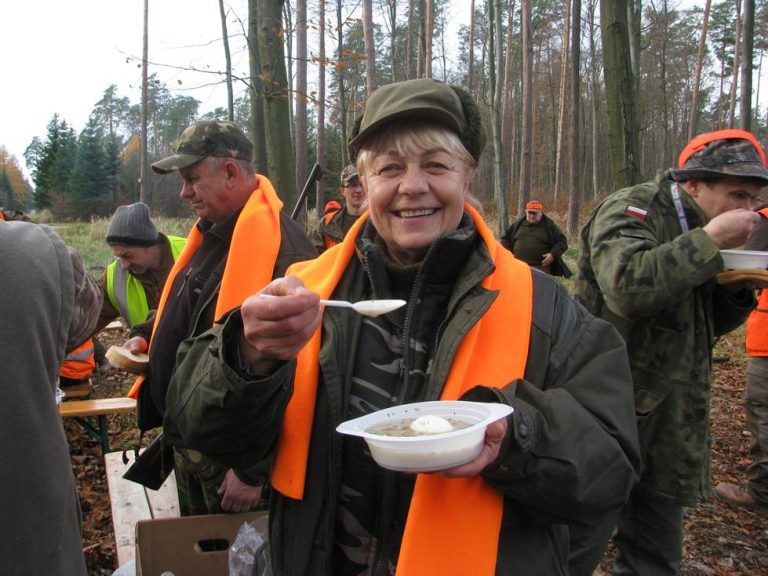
[151,120,254,174]
[340,164,358,184]
[669,129,768,184]
[347,78,486,162]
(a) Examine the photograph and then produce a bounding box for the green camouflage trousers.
[745,356,768,502]
[173,447,229,516]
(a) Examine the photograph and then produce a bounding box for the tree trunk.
[248,0,268,175]
[567,0,582,237]
[501,0,517,198]
[519,0,533,215]
[218,0,234,121]
[139,0,149,205]
[740,0,754,130]
[424,0,434,78]
[253,0,297,207]
[554,0,572,204]
[729,0,742,128]
[295,0,308,208]
[468,0,475,92]
[316,0,326,212]
[588,0,600,198]
[601,0,640,189]
[363,0,377,93]
[487,0,507,235]
[336,0,349,165]
[689,0,712,140]
[388,0,398,82]
[407,0,416,79]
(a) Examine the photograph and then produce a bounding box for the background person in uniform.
[164,78,639,575]
[97,201,186,331]
[572,129,768,576]
[123,120,316,516]
[501,200,571,277]
[715,205,768,512]
[313,164,367,252]
[0,220,101,576]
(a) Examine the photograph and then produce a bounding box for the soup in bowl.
[336,400,514,472]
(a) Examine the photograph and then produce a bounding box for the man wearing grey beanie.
[92,202,187,332]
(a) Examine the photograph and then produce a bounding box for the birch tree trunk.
[519,0,533,215]
[689,0,712,139]
[219,0,234,121]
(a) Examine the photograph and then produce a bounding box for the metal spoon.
[259,294,406,318]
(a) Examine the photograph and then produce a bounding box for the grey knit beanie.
[105,203,159,246]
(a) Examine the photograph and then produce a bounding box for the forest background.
[1,0,767,238]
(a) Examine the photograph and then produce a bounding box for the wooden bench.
[60,379,93,399]
[60,397,136,454]
[105,451,180,567]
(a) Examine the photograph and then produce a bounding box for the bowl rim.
[335,400,514,443]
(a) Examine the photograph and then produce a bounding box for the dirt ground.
[64,327,768,575]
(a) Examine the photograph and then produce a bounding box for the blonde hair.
[356,121,477,177]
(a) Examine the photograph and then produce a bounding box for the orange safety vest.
[60,338,96,381]
[322,210,340,250]
[746,208,768,356]
[128,175,283,398]
[272,204,533,576]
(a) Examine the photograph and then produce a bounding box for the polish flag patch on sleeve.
[625,205,648,221]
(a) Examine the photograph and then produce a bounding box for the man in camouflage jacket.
[572,130,768,575]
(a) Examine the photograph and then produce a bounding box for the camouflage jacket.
[311,205,359,253]
[576,173,755,504]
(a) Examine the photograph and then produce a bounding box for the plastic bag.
[228,515,271,576]
[111,559,136,576]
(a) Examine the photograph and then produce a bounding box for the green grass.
[55,217,195,274]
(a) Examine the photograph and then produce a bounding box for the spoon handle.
[318,299,353,309]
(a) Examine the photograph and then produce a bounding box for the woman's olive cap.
[347,78,486,161]
[151,120,253,174]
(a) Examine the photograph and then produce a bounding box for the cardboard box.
[135,511,267,576]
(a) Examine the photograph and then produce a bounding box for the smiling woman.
[163,77,639,576]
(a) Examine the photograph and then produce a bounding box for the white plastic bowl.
[336,400,514,472]
[720,249,768,270]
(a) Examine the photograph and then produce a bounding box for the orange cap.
[526,200,543,211]
[678,129,766,168]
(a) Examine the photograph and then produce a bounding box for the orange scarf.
[128,175,283,398]
[272,205,532,575]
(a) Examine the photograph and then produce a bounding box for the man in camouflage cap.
[570,129,768,576]
[312,164,367,252]
[123,120,316,517]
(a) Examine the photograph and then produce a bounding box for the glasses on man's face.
[342,180,361,189]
